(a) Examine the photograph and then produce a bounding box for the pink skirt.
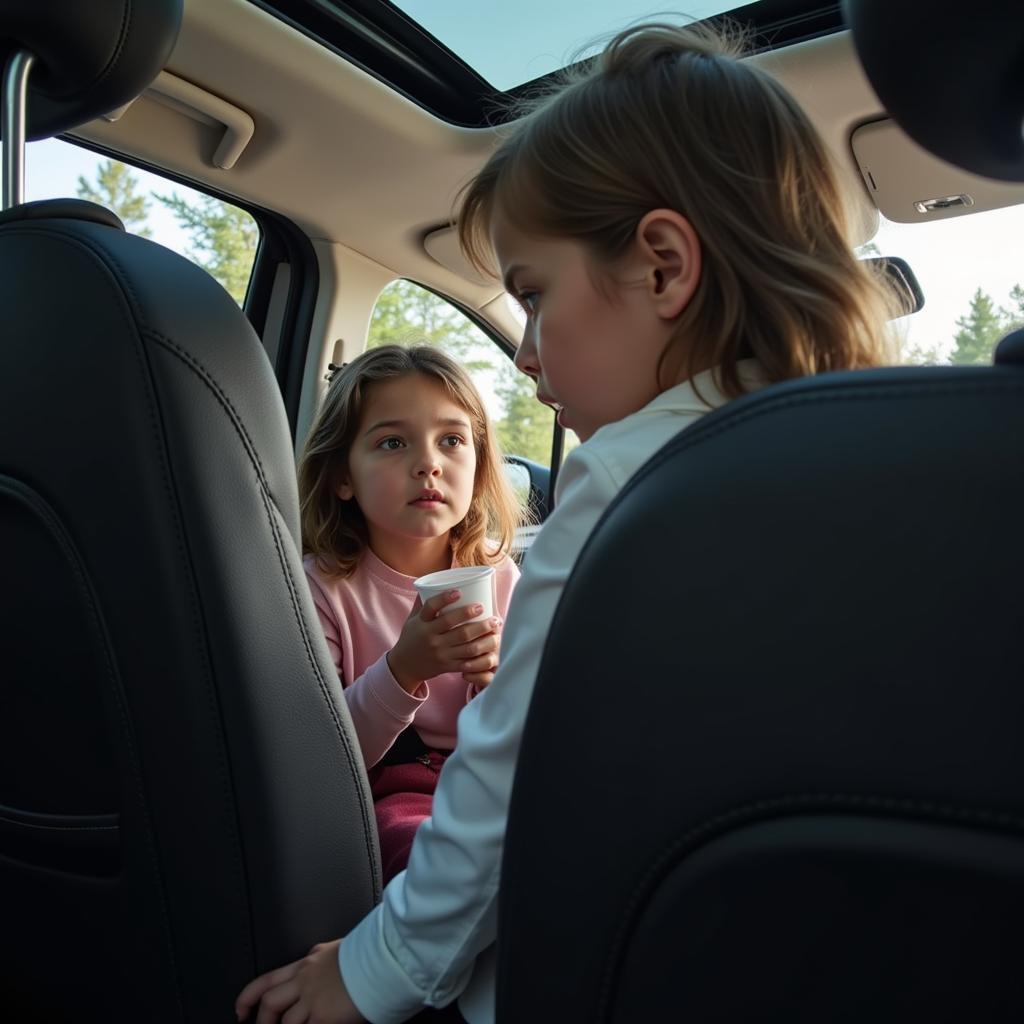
[369,750,449,884]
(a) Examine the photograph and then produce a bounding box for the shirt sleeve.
[338,445,620,1022]
[343,653,427,769]
[304,565,426,769]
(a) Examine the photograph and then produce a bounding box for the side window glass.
[367,279,556,469]
[502,462,531,507]
[859,202,1024,366]
[19,138,259,306]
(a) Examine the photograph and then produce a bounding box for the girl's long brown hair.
[459,22,900,398]
[299,344,524,577]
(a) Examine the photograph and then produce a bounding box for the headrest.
[0,198,124,231]
[844,0,1024,182]
[996,328,1024,365]
[0,0,183,141]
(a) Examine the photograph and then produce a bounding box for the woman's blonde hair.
[459,22,900,398]
[299,344,524,577]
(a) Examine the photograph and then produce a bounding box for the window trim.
[243,208,320,439]
[57,135,319,440]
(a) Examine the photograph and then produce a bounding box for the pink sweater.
[304,548,520,768]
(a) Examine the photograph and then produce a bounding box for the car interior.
[2,0,1022,1020]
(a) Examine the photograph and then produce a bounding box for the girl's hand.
[387,590,502,694]
[464,622,502,693]
[234,939,365,1023]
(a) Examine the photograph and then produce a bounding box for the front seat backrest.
[497,2,1024,1019]
[499,363,1024,1022]
[0,6,379,1021]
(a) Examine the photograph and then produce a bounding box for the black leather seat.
[497,2,1024,1021]
[0,4,378,1020]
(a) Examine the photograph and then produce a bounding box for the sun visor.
[851,119,1024,225]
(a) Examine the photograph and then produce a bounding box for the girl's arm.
[338,652,426,769]
[305,569,427,769]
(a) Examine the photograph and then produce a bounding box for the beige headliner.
[74,0,888,318]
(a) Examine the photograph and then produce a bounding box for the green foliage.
[154,192,258,304]
[494,360,555,465]
[950,288,1006,366]
[367,280,494,373]
[76,159,151,237]
[900,339,944,366]
[1000,283,1024,335]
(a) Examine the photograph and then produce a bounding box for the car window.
[17,137,259,306]
[861,202,1024,366]
[367,279,558,470]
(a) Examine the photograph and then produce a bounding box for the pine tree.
[76,159,151,237]
[1000,283,1024,335]
[154,192,258,304]
[950,288,1003,366]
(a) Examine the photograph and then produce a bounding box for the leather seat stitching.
[148,330,381,890]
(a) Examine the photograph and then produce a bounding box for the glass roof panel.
[388,1,760,91]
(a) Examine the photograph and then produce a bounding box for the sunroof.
[250,0,844,126]
[389,1,758,91]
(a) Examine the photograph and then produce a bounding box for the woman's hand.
[388,590,502,694]
[235,940,365,1024]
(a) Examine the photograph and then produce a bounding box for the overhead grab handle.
[104,71,254,170]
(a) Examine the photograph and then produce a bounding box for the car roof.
[69,0,881,338]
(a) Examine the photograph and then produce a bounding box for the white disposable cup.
[413,565,495,622]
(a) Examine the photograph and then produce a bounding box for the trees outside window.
[75,157,258,306]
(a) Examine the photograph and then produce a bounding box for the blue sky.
[391,1,742,89]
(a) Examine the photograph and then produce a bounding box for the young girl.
[298,344,523,884]
[238,21,896,1024]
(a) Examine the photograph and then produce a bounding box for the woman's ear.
[634,209,701,321]
[334,478,354,501]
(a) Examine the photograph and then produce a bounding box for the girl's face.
[337,373,477,562]
[491,208,691,442]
